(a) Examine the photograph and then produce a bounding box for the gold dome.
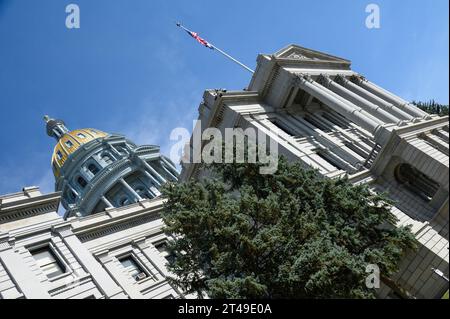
[52,128,108,177]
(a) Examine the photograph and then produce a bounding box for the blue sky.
[0,0,448,196]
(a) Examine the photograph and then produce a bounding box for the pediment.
[274,44,350,64]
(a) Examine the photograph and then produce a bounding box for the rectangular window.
[119,256,147,282]
[271,119,298,137]
[56,150,63,160]
[31,246,66,280]
[65,140,74,148]
[154,240,175,263]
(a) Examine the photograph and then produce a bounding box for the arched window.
[88,163,100,175]
[66,189,76,203]
[77,176,87,189]
[101,153,113,165]
[394,163,439,202]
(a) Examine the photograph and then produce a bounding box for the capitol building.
[0,45,448,299]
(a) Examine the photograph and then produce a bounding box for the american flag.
[185,30,214,50]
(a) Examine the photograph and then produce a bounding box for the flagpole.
[176,22,255,74]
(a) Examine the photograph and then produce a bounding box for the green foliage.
[412,100,449,116]
[161,158,417,299]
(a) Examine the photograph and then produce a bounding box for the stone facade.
[0,187,183,299]
[181,45,449,298]
[0,44,447,299]
[0,117,184,299]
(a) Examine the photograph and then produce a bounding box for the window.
[77,176,87,188]
[154,240,175,263]
[77,133,86,139]
[304,115,331,132]
[88,163,100,175]
[30,247,66,280]
[136,187,151,200]
[66,189,76,202]
[271,119,298,137]
[101,153,113,165]
[56,150,63,160]
[118,196,130,207]
[119,256,147,282]
[65,140,74,148]
[394,163,439,202]
[315,150,346,171]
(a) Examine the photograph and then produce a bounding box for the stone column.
[161,157,179,180]
[294,74,382,134]
[139,158,166,185]
[51,224,126,299]
[68,184,79,197]
[106,142,121,159]
[101,196,114,208]
[350,76,429,118]
[335,75,413,121]
[318,75,402,124]
[142,170,161,197]
[119,178,142,202]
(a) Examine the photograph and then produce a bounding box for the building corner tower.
[44,116,178,219]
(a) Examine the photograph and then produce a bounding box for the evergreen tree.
[412,100,449,116]
[161,158,417,298]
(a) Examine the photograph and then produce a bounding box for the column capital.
[316,74,332,87]
[292,73,314,86]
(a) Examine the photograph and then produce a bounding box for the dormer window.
[101,153,113,165]
[88,163,100,175]
[77,176,87,188]
[77,133,86,139]
[56,150,63,160]
[65,140,74,148]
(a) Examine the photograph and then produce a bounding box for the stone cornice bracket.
[51,222,74,238]
[0,233,15,252]
[95,250,112,263]
[132,237,148,248]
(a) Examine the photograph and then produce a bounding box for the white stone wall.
[0,188,181,299]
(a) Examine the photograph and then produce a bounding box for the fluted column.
[139,158,166,185]
[350,76,429,118]
[101,195,114,208]
[294,74,382,134]
[318,75,401,124]
[335,75,413,121]
[161,157,179,180]
[142,170,161,197]
[119,178,142,202]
